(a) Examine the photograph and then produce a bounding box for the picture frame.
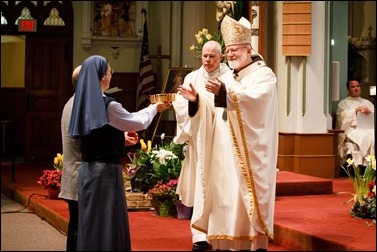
[161,67,194,93]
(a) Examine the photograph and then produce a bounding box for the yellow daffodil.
[53,153,63,171]
[140,139,147,151]
[190,28,225,61]
[147,140,152,153]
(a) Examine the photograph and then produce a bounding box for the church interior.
[1,1,376,251]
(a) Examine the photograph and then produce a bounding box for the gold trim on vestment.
[192,224,260,241]
[229,87,273,240]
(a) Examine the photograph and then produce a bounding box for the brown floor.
[1,160,376,251]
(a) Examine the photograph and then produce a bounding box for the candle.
[370,86,376,96]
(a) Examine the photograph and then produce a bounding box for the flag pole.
[151,112,163,143]
[141,8,146,21]
[137,8,159,142]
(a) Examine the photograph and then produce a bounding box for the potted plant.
[147,179,179,217]
[37,153,63,199]
[124,139,153,192]
[341,154,376,219]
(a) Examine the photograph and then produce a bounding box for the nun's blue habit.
[69,55,131,251]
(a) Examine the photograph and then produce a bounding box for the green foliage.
[341,155,376,219]
[125,138,187,193]
[147,179,179,207]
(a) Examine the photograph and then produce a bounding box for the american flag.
[136,15,155,111]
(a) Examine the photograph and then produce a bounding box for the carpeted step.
[272,178,376,251]
[123,171,334,209]
[276,171,333,196]
[4,163,374,251]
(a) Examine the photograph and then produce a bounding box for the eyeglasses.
[225,46,246,54]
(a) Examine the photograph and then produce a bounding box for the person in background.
[59,65,140,251]
[58,65,82,251]
[177,15,278,251]
[68,55,171,251]
[172,40,231,251]
[336,79,374,170]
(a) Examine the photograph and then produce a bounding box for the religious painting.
[162,67,194,93]
[93,1,137,38]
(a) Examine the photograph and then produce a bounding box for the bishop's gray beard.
[228,53,248,70]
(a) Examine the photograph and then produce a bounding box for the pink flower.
[147,179,179,206]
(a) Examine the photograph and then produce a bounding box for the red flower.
[37,169,62,189]
[368,180,375,191]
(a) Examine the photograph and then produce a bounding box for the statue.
[94,1,136,38]
[216,1,235,22]
[100,2,113,36]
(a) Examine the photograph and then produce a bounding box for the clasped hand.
[124,131,139,146]
[356,105,372,115]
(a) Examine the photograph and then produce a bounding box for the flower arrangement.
[125,134,187,193]
[123,139,153,192]
[37,153,63,189]
[149,140,185,183]
[124,139,152,181]
[147,179,179,206]
[53,153,63,171]
[189,28,225,60]
[126,139,152,176]
[341,155,376,220]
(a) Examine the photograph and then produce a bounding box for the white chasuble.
[191,61,278,250]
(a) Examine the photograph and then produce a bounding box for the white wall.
[274,1,330,133]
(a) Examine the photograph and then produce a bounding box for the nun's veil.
[69,55,109,137]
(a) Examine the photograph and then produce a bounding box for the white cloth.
[336,96,375,166]
[173,63,230,243]
[175,61,278,250]
[107,99,158,132]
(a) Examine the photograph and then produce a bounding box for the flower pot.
[158,202,176,217]
[150,199,160,216]
[176,201,193,220]
[47,187,60,199]
[130,175,143,192]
